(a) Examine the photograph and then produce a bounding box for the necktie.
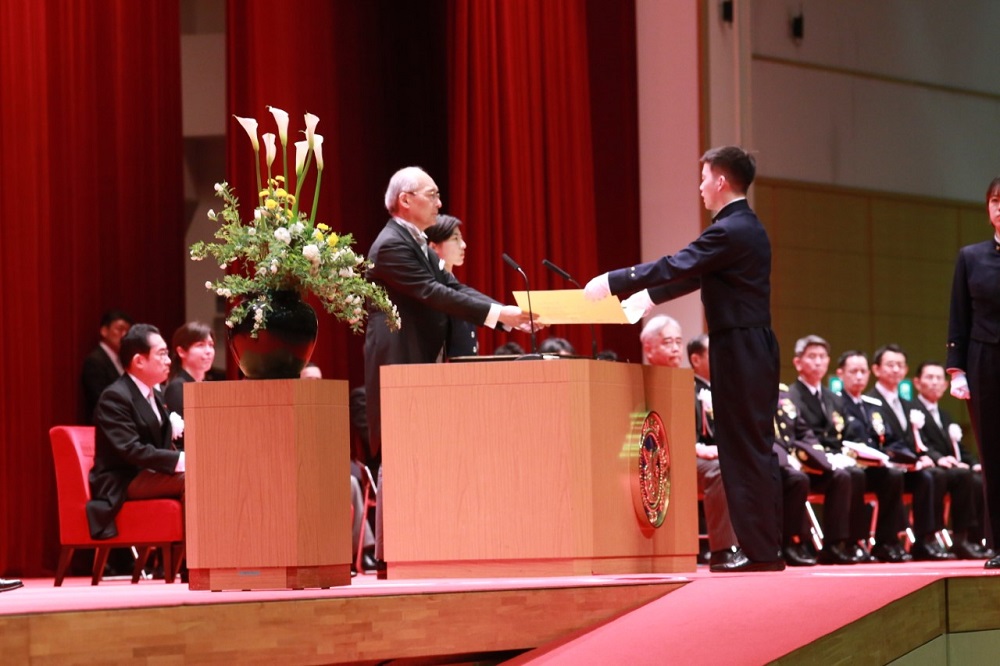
[930,405,942,428]
[148,391,162,424]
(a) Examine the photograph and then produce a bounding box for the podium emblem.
[630,411,671,528]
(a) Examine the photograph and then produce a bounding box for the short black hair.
[538,337,576,355]
[118,323,160,370]
[836,349,868,370]
[872,343,906,367]
[686,334,709,366]
[700,146,756,193]
[493,341,525,356]
[914,360,944,379]
[987,176,1000,202]
[425,214,462,244]
[100,309,133,328]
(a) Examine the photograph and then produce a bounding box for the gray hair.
[384,166,428,214]
[640,314,680,344]
[793,334,830,358]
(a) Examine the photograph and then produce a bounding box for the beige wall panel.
[959,207,991,247]
[871,257,952,318]
[870,200,961,261]
[766,186,870,252]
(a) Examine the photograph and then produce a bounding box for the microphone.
[502,252,539,356]
[542,259,598,359]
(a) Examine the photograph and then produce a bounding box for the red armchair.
[49,426,184,585]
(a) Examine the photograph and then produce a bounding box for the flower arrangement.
[190,107,400,336]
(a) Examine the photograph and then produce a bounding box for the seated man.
[87,324,184,540]
[835,350,910,562]
[911,361,988,559]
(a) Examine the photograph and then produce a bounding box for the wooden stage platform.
[3,561,1000,664]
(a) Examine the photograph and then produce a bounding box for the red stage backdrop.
[0,0,185,576]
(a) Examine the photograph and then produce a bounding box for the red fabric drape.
[0,0,184,576]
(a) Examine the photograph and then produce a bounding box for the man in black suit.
[868,344,951,560]
[87,323,184,540]
[835,350,911,562]
[585,146,783,571]
[784,335,864,564]
[911,361,986,559]
[80,310,132,424]
[364,166,534,569]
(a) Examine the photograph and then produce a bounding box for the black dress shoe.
[709,547,748,572]
[910,540,954,561]
[984,555,1000,569]
[375,559,388,580]
[952,539,987,560]
[727,558,786,573]
[361,553,378,572]
[0,578,23,593]
[783,543,817,566]
[872,541,912,563]
[818,541,858,565]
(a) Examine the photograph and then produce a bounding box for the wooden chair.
[49,425,184,586]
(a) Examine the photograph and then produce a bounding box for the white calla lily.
[263,133,276,169]
[234,115,259,151]
[312,134,324,171]
[304,112,320,148]
[267,106,289,145]
[295,140,309,174]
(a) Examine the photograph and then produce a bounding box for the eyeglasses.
[405,189,441,202]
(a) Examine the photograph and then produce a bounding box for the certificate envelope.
[512,289,641,325]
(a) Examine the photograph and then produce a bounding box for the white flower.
[234,115,260,151]
[303,244,321,263]
[304,112,320,147]
[204,281,213,289]
[207,209,217,220]
[267,106,289,145]
[169,412,185,440]
[290,221,305,236]
[219,263,227,270]
[294,140,309,174]
[949,423,963,443]
[214,183,223,193]
[697,388,713,413]
[270,264,278,273]
[254,308,264,322]
[313,134,324,171]
[225,320,235,328]
[909,409,926,430]
[248,226,257,234]
[274,227,292,244]
[339,267,355,278]
[253,209,262,221]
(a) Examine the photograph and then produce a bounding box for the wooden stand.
[380,360,696,579]
[184,380,352,590]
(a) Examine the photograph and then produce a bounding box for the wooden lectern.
[380,360,696,579]
[184,380,352,590]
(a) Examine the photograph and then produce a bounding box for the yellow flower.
[275,175,285,183]
[265,199,278,210]
[317,223,330,231]
[328,233,340,247]
[274,188,288,198]
[259,189,269,198]
[313,229,324,241]
[288,195,296,204]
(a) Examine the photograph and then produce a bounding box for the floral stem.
[254,148,263,206]
[282,145,289,209]
[291,151,313,220]
[310,168,323,225]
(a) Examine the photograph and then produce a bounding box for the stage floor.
[3,561,1000,664]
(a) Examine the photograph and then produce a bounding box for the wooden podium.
[380,360,696,579]
[184,380,352,590]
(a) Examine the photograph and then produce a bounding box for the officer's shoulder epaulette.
[861,395,882,406]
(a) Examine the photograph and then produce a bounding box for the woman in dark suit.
[425,214,479,358]
[163,322,216,450]
[947,176,1000,569]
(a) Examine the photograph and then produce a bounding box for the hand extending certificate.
[512,289,643,325]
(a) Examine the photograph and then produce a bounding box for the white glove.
[169,411,185,440]
[583,273,611,301]
[621,289,655,323]
[908,409,925,429]
[950,372,970,399]
[948,423,963,443]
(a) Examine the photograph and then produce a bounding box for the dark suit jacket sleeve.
[370,231,493,324]
[947,246,972,370]
[94,384,179,474]
[607,223,732,297]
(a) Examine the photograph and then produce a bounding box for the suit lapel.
[389,221,437,275]
[127,379,164,448]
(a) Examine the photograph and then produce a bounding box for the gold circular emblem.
[629,411,671,528]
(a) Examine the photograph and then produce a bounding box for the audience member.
[785,335,867,564]
[301,366,376,573]
[835,351,910,562]
[640,315,683,367]
[87,324,184,541]
[494,341,526,356]
[911,361,987,559]
[163,321,216,451]
[426,214,478,357]
[869,344,952,560]
[80,310,133,424]
[538,337,576,356]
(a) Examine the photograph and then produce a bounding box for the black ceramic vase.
[228,290,318,379]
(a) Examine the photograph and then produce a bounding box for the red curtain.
[448,0,600,357]
[0,0,184,576]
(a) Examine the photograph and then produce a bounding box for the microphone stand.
[502,253,540,358]
[542,259,598,359]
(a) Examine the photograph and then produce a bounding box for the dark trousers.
[928,466,976,532]
[808,466,856,544]
[781,465,810,544]
[863,465,906,544]
[710,327,782,562]
[126,470,185,501]
[903,469,936,538]
[967,340,1000,547]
